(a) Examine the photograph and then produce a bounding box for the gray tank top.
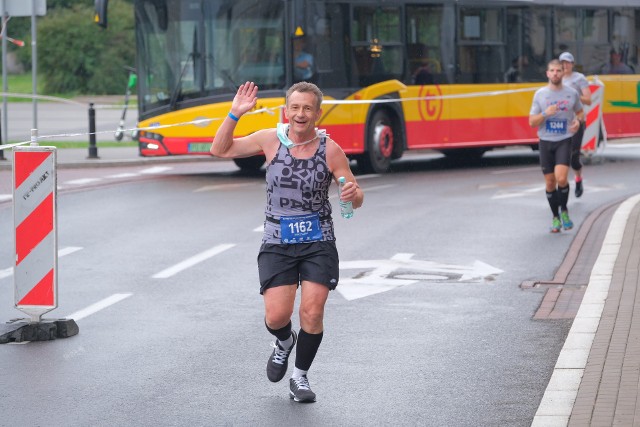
[263,137,335,244]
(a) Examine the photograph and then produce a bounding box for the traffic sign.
[0,0,46,17]
[13,146,57,322]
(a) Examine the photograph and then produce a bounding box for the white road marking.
[152,243,236,278]
[58,246,83,257]
[194,182,258,193]
[64,177,102,185]
[491,166,540,175]
[7,292,132,344]
[65,293,133,321]
[140,166,173,174]
[491,182,624,200]
[338,253,503,300]
[106,172,140,179]
[0,246,83,280]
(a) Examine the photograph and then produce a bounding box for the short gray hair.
[286,82,323,110]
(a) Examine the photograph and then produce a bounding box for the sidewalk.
[0,145,214,171]
[532,193,640,426]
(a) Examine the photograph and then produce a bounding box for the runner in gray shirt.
[529,59,584,233]
[560,51,592,197]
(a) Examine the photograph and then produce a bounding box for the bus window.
[580,9,609,74]
[457,7,506,83]
[303,3,350,89]
[406,5,445,85]
[351,6,403,86]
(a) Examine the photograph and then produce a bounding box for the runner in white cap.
[559,51,591,198]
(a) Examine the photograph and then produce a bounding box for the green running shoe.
[561,211,573,230]
[551,217,562,233]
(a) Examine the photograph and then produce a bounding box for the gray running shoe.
[266,330,297,383]
[289,375,316,403]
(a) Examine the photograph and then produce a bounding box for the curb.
[531,193,640,426]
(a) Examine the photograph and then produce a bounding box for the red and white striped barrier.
[581,78,606,156]
[12,145,58,322]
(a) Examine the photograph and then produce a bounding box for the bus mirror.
[94,0,108,28]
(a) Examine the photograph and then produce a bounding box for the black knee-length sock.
[265,319,292,342]
[558,185,570,212]
[546,189,560,217]
[295,329,323,371]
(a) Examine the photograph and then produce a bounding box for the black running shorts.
[538,137,572,175]
[257,241,339,294]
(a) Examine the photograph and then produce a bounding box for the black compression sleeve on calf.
[546,190,560,217]
[295,329,324,371]
[558,185,570,211]
[265,319,292,342]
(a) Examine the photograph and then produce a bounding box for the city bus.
[131,0,640,173]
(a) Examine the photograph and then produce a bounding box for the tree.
[14,0,135,94]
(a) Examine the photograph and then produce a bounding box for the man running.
[210,81,364,402]
[559,51,592,197]
[529,59,584,233]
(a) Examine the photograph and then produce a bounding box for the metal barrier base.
[0,318,79,344]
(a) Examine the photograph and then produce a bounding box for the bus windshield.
[135,0,285,118]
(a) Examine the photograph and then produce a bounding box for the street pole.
[31,0,37,131]
[1,0,7,146]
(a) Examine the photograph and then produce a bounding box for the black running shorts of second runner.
[258,241,339,294]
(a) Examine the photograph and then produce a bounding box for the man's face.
[611,52,622,64]
[546,63,564,85]
[561,60,573,73]
[285,91,322,136]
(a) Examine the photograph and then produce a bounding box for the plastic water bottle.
[338,176,354,219]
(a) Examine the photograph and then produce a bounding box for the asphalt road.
[1,145,640,426]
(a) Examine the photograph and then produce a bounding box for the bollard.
[581,78,606,158]
[13,136,57,322]
[0,134,79,344]
[88,102,99,159]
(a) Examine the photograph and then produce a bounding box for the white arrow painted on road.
[338,253,503,300]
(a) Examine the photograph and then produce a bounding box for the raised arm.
[210,82,261,158]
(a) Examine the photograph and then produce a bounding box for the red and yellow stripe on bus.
[138,76,640,157]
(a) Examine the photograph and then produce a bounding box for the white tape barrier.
[0,86,542,152]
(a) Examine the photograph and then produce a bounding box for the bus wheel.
[233,155,266,171]
[360,110,394,174]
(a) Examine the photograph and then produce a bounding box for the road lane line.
[64,178,103,185]
[152,243,236,279]
[106,172,140,179]
[194,182,258,193]
[0,246,83,280]
[58,246,83,257]
[7,292,132,344]
[140,166,173,174]
[65,293,133,321]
